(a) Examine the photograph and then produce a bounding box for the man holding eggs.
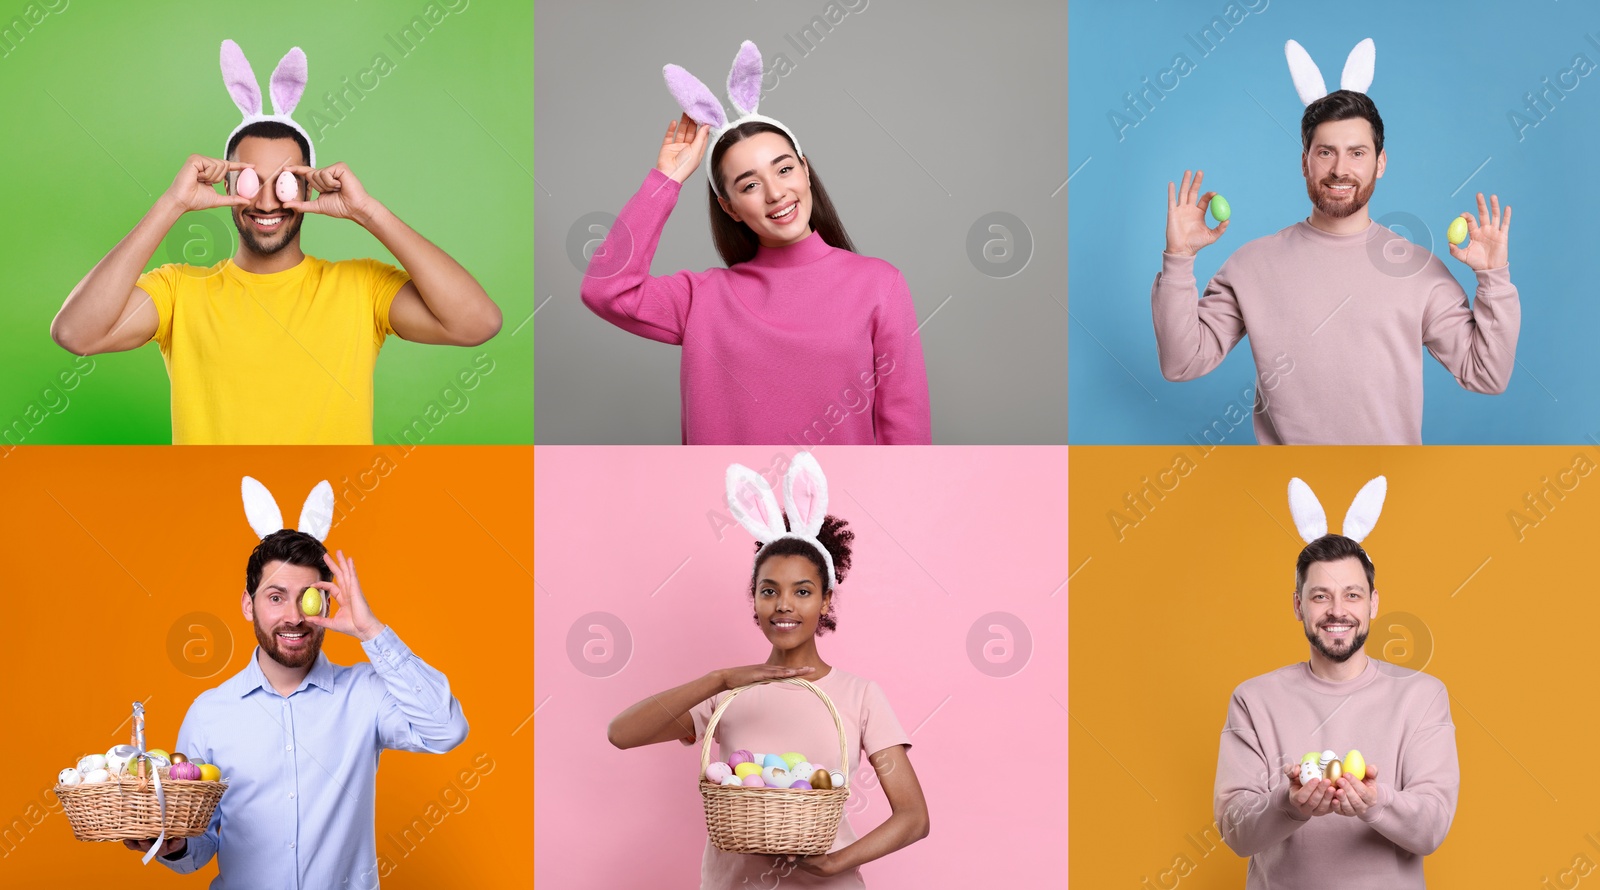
[1212,480,1459,889]
[123,521,469,887]
[1152,39,1519,445]
[50,40,502,444]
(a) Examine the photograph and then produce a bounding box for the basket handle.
[699,677,849,787]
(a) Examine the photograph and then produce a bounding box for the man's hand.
[302,550,385,642]
[1331,761,1381,817]
[281,163,378,226]
[1282,762,1336,819]
[1449,192,1511,271]
[164,155,253,214]
[124,836,186,858]
[1166,169,1229,257]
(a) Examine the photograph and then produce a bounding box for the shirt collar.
[233,646,339,698]
[750,229,834,268]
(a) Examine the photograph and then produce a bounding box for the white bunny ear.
[1284,39,1328,106]
[269,46,309,116]
[241,476,284,540]
[726,465,786,543]
[1287,477,1328,543]
[1340,38,1375,94]
[782,453,829,538]
[1340,476,1386,543]
[220,39,262,116]
[298,480,334,542]
[727,40,763,118]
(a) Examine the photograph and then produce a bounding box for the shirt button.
[286,744,293,751]
[290,842,295,849]
[289,792,295,799]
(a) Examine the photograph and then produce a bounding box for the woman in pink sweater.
[580,77,933,444]
[607,456,931,887]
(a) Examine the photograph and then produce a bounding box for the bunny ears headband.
[1287,476,1386,545]
[242,476,334,542]
[726,453,835,590]
[663,41,803,199]
[1285,38,1375,106]
[221,39,316,167]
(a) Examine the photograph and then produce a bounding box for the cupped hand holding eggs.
[278,162,378,226]
[1330,760,1379,817]
[299,550,385,643]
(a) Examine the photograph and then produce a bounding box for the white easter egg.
[1319,750,1337,770]
[1299,760,1320,785]
[77,754,106,773]
[58,768,82,786]
[81,768,110,784]
[829,770,846,788]
[761,765,792,787]
[792,762,814,777]
[719,774,743,786]
[105,744,137,775]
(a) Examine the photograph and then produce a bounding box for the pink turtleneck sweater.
[580,169,932,445]
[1152,220,1520,444]
[1214,658,1460,889]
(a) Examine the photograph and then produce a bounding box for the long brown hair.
[707,121,857,266]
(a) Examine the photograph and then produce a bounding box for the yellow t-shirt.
[137,256,409,444]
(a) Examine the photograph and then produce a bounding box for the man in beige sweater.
[1153,88,1518,444]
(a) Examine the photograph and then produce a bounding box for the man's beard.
[1305,623,1368,663]
[254,617,324,669]
[1306,175,1376,219]
[233,209,304,256]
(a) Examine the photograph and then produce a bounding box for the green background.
[0,0,532,443]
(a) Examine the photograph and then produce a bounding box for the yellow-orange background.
[1070,446,1600,887]
[0,447,532,889]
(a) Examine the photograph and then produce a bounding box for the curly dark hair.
[747,514,854,635]
[246,529,332,596]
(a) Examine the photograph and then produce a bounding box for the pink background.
[534,446,1067,886]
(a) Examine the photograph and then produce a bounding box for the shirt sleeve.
[870,271,933,444]
[362,626,470,754]
[1213,690,1309,856]
[859,681,912,760]
[134,265,180,351]
[578,169,697,345]
[678,694,719,747]
[362,258,411,342]
[1151,251,1247,382]
[1356,683,1460,854]
[1421,264,1520,395]
[158,704,220,873]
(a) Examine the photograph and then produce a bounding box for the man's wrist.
[356,621,386,643]
[352,199,390,231]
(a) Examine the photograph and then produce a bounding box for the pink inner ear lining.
[791,472,819,526]
[738,482,771,527]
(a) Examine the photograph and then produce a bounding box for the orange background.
[1070,446,1600,887]
[0,447,532,889]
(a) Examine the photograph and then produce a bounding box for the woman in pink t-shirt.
[608,506,931,888]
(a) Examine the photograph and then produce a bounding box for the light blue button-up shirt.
[159,626,469,888]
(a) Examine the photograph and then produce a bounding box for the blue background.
[1069,0,1600,443]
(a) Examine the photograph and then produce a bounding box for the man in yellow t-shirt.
[52,121,502,444]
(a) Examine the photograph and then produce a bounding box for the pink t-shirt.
[681,668,912,889]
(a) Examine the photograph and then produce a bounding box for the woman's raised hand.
[658,113,711,184]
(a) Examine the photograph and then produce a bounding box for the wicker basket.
[53,706,228,843]
[698,677,851,856]
[55,770,227,841]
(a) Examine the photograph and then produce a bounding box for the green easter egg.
[1209,195,1231,222]
[1447,217,1469,246]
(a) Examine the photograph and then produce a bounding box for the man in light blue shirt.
[125,532,469,888]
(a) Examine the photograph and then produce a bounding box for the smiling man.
[123,531,469,888]
[1151,83,1520,444]
[1212,533,1460,889]
[51,41,502,444]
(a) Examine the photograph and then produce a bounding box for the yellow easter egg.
[1344,749,1365,781]
[300,588,323,616]
[734,762,762,779]
[197,763,221,782]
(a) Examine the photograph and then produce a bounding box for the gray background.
[534,0,1067,444]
